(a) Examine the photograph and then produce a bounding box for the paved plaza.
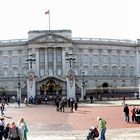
[2,99,140,140]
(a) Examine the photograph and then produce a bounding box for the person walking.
[74,101,78,111]
[123,104,130,123]
[122,96,126,105]
[3,123,10,140]
[9,121,21,140]
[97,116,106,140]
[70,98,74,113]
[131,106,136,122]
[0,117,5,140]
[17,118,28,140]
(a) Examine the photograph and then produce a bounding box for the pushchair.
[87,126,99,140]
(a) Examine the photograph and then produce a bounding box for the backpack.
[0,125,4,133]
[9,127,20,140]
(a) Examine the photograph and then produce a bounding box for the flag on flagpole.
[45,9,50,15]
[44,9,51,31]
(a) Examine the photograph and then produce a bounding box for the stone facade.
[0,30,139,98]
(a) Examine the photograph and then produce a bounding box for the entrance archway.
[102,82,109,93]
[40,80,62,96]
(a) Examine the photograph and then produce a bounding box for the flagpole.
[45,9,51,31]
[48,9,50,31]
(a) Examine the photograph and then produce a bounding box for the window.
[40,67,45,76]
[122,80,126,87]
[130,67,135,76]
[93,54,99,64]
[130,56,134,64]
[48,53,53,63]
[121,56,125,64]
[3,51,8,55]
[112,66,117,76]
[57,68,62,76]
[56,55,61,63]
[83,54,89,64]
[56,49,62,63]
[13,67,18,77]
[94,66,98,75]
[3,68,8,77]
[39,50,45,63]
[112,55,117,64]
[23,67,28,77]
[48,68,53,75]
[103,66,108,76]
[3,56,8,65]
[12,56,18,65]
[121,66,126,76]
[22,55,28,64]
[12,50,18,54]
[102,55,108,64]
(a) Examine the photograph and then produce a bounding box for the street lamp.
[65,52,75,69]
[26,54,36,69]
[17,73,21,101]
[81,71,86,99]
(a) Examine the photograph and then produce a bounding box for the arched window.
[23,67,28,77]
[103,66,108,76]
[94,66,98,75]
[130,66,135,76]
[3,68,8,77]
[40,67,45,76]
[112,66,117,76]
[121,66,126,76]
[13,67,18,77]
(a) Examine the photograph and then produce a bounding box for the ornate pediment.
[28,33,71,44]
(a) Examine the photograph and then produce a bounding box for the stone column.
[36,48,39,76]
[45,48,48,75]
[62,48,66,75]
[54,48,56,75]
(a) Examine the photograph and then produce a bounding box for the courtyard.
[2,99,140,139]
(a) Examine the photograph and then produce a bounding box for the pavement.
[6,99,140,140]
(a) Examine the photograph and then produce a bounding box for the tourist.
[123,104,129,123]
[17,118,28,140]
[55,98,60,111]
[59,100,65,112]
[9,121,21,140]
[131,106,136,122]
[0,117,5,140]
[74,100,78,111]
[3,123,10,140]
[97,116,106,140]
[122,96,126,105]
[70,98,74,113]
[17,98,20,108]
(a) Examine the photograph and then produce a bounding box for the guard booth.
[36,76,67,103]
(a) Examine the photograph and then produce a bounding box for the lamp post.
[81,71,86,99]
[17,73,21,101]
[65,52,76,69]
[26,54,36,69]
[26,53,36,102]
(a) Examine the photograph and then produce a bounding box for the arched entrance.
[36,76,66,103]
[102,82,109,93]
[40,79,62,96]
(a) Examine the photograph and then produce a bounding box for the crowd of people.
[55,96,78,113]
[0,117,28,140]
[123,104,140,123]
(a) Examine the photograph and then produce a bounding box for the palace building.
[0,29,139,99]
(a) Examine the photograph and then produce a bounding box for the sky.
[0,0,139,40]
